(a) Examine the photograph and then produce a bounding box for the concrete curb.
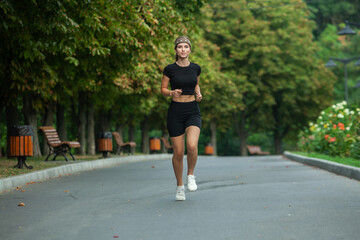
[0,154,172,193]
[284,151,360,181]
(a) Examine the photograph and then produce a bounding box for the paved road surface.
[1,155,359,240]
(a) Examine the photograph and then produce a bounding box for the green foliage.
[316,23,360,104]
[349,142,360,159]
[0,0,79,105]
[199,0,336,154]
[307,0,360,38]
[173,0,203,23]
[316,25,343,60]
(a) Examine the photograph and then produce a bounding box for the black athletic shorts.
[167,101,201,137]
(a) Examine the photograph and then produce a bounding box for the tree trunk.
[272,99,284,155]
[98,109,111,132]
[77,94,86,155]
[6,103,19,158]
[42,101,55,156]
[273,123,286,155]
[235,111,248,156]
[129,122,136,154]
[23,94,41,157]
[210,119,217,156]
[274,132,282,155]
[0,132,2,157]
[56,103,67,141]
[116,125,123,138]
[141,119,149,154]
[86,101,95,155]
[0,106,3,157]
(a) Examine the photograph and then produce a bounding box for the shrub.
[298,101,360,158]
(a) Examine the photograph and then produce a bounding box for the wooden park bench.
[246,145,270,155]
[112,132,136,155]
[161,137,173,153]
[39,126,81,161]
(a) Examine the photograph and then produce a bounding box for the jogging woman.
[161,36,202,201]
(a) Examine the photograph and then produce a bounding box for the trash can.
[9,125,34,169]
[205,143,214,155]
[97,132,113,157]
[150,137,161,153]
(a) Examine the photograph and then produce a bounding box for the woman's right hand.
[171,89,182,98]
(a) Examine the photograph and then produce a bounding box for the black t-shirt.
[163,62,201,95]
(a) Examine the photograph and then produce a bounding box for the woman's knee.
[173,151,184,160]
[187,143,198,153]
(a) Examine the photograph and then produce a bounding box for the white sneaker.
[176,186,186,201]
[187,175,197,191]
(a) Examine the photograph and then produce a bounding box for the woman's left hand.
[196,92,202,102]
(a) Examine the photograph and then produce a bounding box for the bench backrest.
[39,126,62,146]
[246,145,261,154]
[112,132,123,145]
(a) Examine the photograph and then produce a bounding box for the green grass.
[0,154,104,179]
[293,152,360,168]
[0,153,146,179]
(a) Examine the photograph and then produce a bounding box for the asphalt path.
[0,155,359,240]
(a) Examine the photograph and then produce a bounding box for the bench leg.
[45,152,52,161]
[119,146,124,155]
[52,153,58,161]
[53,150,69,161]
[122,146,131,155]
[53,146,71,161]
[61,152,69,161]
[69,151,76,161]
[45,146,54,161]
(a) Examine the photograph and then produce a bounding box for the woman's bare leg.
[171,134,185,186]
[185,126,200,176]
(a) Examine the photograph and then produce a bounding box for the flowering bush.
[298,101,360,158]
